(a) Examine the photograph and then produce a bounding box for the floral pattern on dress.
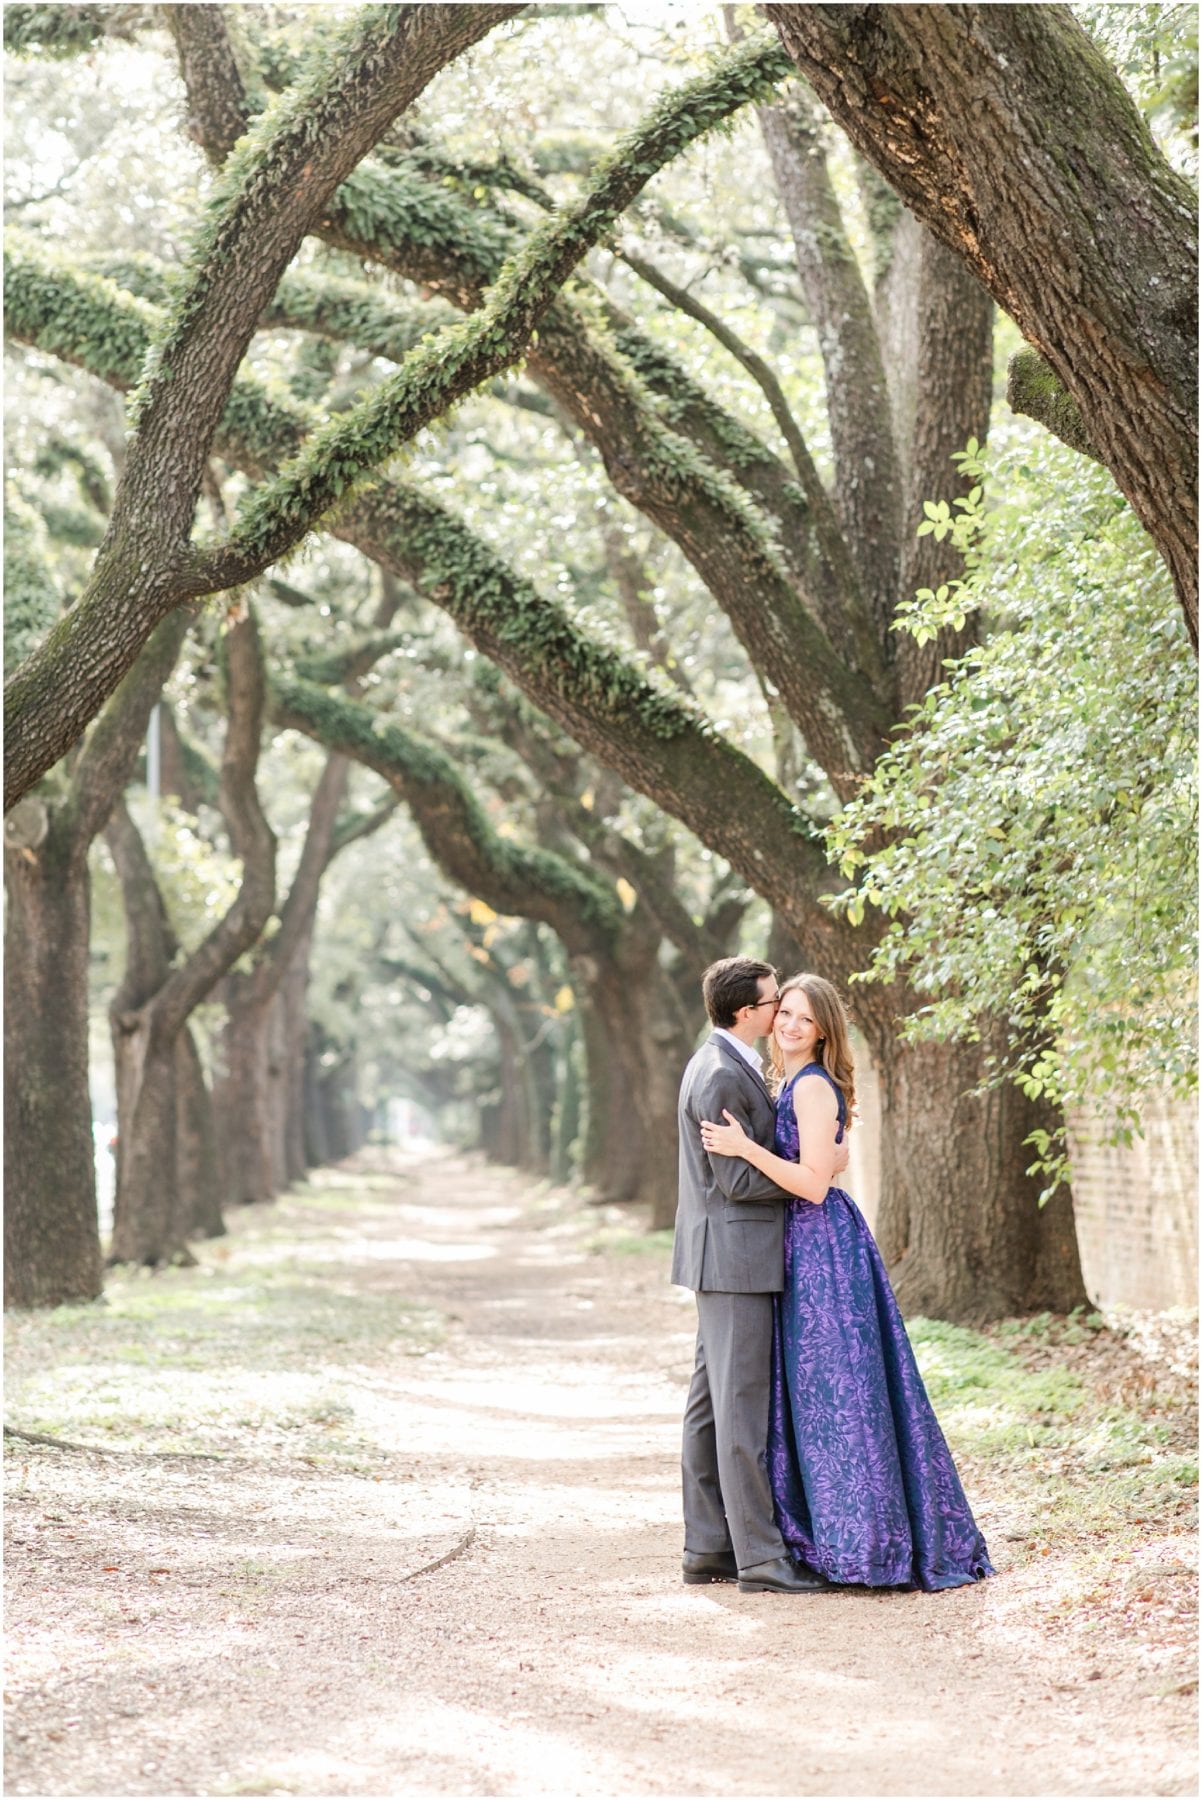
[768,1064,995,1591]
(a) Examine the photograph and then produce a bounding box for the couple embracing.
[673,956,993,1595]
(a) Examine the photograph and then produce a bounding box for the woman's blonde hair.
[767,973,857,1118]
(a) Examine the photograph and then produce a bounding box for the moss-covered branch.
[270,675,624,954]
[308,162,888,756]
[5,247,835,937]
[4,5,518,810]
[294,631,411,688]
[3,487,61,667]
[766,1,1198,644]
[265,269,458,362]
[618,243,869,654]
[186,34,799,594]
[1006,348,1102,465]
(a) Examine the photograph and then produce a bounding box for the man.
[671,956,848,1595]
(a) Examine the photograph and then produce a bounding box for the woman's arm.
[701,1079,845,1205]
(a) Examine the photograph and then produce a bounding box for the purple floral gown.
[768,1065,994,1591]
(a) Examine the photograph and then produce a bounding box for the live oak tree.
[4,607,188,1304]
[764,2,1199,645]
[7,200,1082,1316]
[105,609,277,1266]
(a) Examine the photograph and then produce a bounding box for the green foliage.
[828,439,1197,1181]
[3,483,61,663]
[3,4,107,58]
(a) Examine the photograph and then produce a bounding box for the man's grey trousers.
[681,1289,787,1570]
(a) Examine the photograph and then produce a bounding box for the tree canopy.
[3,2,1195,1319]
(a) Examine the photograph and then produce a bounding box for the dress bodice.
[774,1063,846,1161]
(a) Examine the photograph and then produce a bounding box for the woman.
[700,973,993,1592]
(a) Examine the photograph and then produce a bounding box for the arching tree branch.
[765,2,1198,645]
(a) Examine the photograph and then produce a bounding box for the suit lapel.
[710,1031,771,1103]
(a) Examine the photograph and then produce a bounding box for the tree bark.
[857,1005,1088,1321]
[109,1009,190,1266]
[551,1010,583,1186]
[213,986,275,1205]
[304,1036,331,1171]
[3,814,102,1307]
[766,2,1198,644]
[277,934,314,1186]
[109,613,276,1262]
[175,1025,223,1239]
[3,611,188,1303]
[574,989,631,1198]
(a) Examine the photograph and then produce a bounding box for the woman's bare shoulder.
[792,1070,839,1115]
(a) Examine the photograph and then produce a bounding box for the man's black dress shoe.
[737,1556,831,1594]
[682,1548,739,1585]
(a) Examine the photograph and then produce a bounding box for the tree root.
[395,1526,477,1582]
[3,1425,224,1460]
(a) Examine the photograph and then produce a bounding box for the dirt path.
[5,1152,1196,1797]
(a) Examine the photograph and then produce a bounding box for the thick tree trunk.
[586,956,685,1228]
[3,825,102,1306]
[278,938,312,1186]
[304,1038,331,1170]
[175,1025,224,1238]
[213,977,276,1204]
[265,982,291,1194]
[551,1019,583,1186]
[109,1013,194,1266]
[319,1074,350,1163]
[857,1005,1088,1322]
[641,1025,686,1233]
[574,989,632,1197]
[484,1014,530,1167]
[520,1004,558,1179]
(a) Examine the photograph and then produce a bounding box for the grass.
[908,1313,1197,1583]
[5,1176,441,1464]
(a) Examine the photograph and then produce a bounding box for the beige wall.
[1065,1095,1198,1310]
[845,1038,1196,1311]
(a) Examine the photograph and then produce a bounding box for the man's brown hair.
[701,956,777,1029]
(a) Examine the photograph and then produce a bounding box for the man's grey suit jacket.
[670,1033,791,1293]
